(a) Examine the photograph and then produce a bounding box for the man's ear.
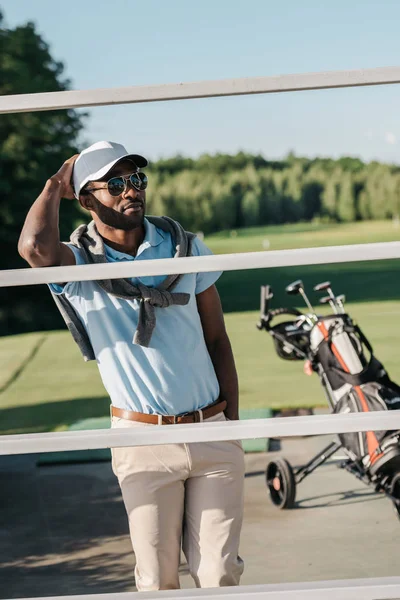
[78,192,93,211]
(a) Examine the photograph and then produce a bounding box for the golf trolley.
[256,279,400,520]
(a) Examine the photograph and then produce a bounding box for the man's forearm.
[18,178,63,264]
[207,333,239,420]
[18,155,78,266]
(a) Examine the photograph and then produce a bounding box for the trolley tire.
[390,473,400,521]
[265,458,296,509]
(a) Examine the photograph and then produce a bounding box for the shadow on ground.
[294,488,382,509]
[0,456,135,598]
[0,396,110,435]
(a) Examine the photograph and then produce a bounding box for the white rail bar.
[8,576,400,599]
[2,242,400,288]
[2,412,400,456]
[1,66,400,114]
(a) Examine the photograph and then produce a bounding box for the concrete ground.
[1,435,400,599]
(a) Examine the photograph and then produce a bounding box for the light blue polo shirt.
[50,218,222,416]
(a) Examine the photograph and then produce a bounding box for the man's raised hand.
[49,154,79,199]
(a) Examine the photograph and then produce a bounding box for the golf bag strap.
[325,322,374,356]
[352,325,400,392]
[352,324,374,355]
[320,320,378,386]
[263,307,303,331]
[326,355,387,387]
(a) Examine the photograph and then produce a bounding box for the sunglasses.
[84,172,148,197]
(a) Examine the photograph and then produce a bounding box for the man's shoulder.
[146,216,196,240]
[151,225,211,259]
[60,242,87,265]
[190,235,213,257]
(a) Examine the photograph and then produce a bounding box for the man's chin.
[123,213,145,230]
[102,213,145,231]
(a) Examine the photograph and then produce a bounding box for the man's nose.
[123,181,140,198]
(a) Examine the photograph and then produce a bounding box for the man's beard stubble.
[91,196,145,231]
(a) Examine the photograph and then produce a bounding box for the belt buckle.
[175,411,192,424]
[160,410,196,425]
[158,414,177,425]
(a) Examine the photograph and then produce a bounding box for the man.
[18,141,245,591]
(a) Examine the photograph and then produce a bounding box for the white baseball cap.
[72,141,148,198]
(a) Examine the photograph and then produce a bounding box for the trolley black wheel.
[265,458,296,509]
[390,473,400,520]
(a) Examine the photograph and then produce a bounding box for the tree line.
[145,153,400,234]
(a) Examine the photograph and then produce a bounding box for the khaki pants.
[111,411,245,591]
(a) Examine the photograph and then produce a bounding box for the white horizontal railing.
[1,66,400,114]
[2,64,400,600]
[2,412,400,456]
[1,241,400,288]
[8,577,400,600]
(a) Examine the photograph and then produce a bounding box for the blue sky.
[2,0,400,163]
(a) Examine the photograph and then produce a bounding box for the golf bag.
[309,313,400,474]
[257,280,400,519]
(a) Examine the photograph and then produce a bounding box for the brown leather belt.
[111,400,227,425]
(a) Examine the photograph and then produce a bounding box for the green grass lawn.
[205,220,400,313]
[205,219,400,253]
[1,300,400,435]
[1,220,400,435]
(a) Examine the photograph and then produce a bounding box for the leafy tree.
[337,173,356,222]
[0,13,86,335]
[320,175,338,219]
[301,181,323,221]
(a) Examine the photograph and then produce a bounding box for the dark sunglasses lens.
[130,172,148,190]
[107,177,125,196]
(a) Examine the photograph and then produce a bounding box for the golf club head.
[314,281,332,292]
[285,280,304,295]
[336,294,346,311]
[264,285,274,301]
[260,285,273,315]
[257,285,274,329]
[319,295,338,314]
[285,279,317,318]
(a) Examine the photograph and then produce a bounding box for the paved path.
[1,435,399,598]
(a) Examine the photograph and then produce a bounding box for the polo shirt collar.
[104,218,164,261]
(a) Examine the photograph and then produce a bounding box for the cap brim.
[76,153,148,197]
[112,153,148,170]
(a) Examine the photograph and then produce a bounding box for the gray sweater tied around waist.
[50,216,196,361]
